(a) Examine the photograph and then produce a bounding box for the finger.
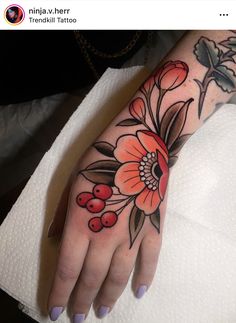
[93,241,140,318]
[47,210,90,321]
[70,239,115,321]
[131,231,161,299]
[131,196,167,299]
[48,173,75,238]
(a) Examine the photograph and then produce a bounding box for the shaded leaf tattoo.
[81,160,120,186]
[194,35,236,117]
[150,209,160,233]
[194,37,220,68]
[169,134,192,156]
[168,156,178,167]
[93,141,115,157]
[116,119,142,126]
[160,98,193,149]
[220,50,235,63]
[129,206,146,248]
[220,37,236,51]
[212,65,236,92]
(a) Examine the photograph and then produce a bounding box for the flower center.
[139,152,162,191]
[152,162,163,179]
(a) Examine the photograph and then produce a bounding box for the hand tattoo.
[75,33,236,248]
[76,59,193,248]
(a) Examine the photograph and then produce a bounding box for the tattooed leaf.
[160,101,183,140]
[93,141,114,157]
[220,50,236,63]
[160,98,193,149]
[150,209,160,233]
[81,160,120,186]
[220,37,236,51]
[116,119,142,126]
[194,37,220,68]
[168,156,178,167]
[169,134,192,156]
[129,206,145,248]
[86,160,120,171]
[212,65,236,93]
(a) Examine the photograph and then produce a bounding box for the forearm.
[149,30,236,143]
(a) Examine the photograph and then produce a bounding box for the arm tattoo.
[75,34,236,248]
[194,36,236,118]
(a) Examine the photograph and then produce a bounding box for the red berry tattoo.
[101,211,118,227]
[76,192,94,207]
[88,217,103,232]
[93,184,113,200]
[86,198,105,213]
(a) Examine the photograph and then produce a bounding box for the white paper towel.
[1,66,236,323]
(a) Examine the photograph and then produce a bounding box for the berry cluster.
[76,184,118,232]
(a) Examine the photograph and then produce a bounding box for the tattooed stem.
[156,89,166,128]
[196,68,214,118]
[140,88,158,132]
[141,118,154,132]
[147,92,159,133]
[116,196,135,215]
[106,198,128,205]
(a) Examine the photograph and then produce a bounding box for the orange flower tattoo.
[75,34,236,247]
[114,131,169,215]
[76,59,195,247]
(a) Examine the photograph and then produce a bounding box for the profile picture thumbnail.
[5,5,25,25]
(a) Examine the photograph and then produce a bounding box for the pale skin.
[47,30,236,322]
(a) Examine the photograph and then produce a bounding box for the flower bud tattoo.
[75,34,236,248]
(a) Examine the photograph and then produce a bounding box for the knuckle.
[56,264,78,282]
[81,270,103,289]
[109,269,129,286]
[82,277,100,290]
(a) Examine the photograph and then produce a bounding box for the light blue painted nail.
[73,313,86,323]
[49,307,64,321]
[135,285,147,299]
[97,305,110,318]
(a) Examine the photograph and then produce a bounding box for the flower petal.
[159,173,169,200]
[157,152,169,199]
[115,162,145,195]
[135,188,161,215]
[137,130,168,162]
[160,68,185,90]
[158,151,169,175]
[114,135,146,163]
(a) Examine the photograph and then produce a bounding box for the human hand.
[48,29,236,320]
[46,58,195,322]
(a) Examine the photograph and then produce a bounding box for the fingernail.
[73,313,85,323]
[135,285,147,299]
[97,305,110,318]
[49,306,64,321]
